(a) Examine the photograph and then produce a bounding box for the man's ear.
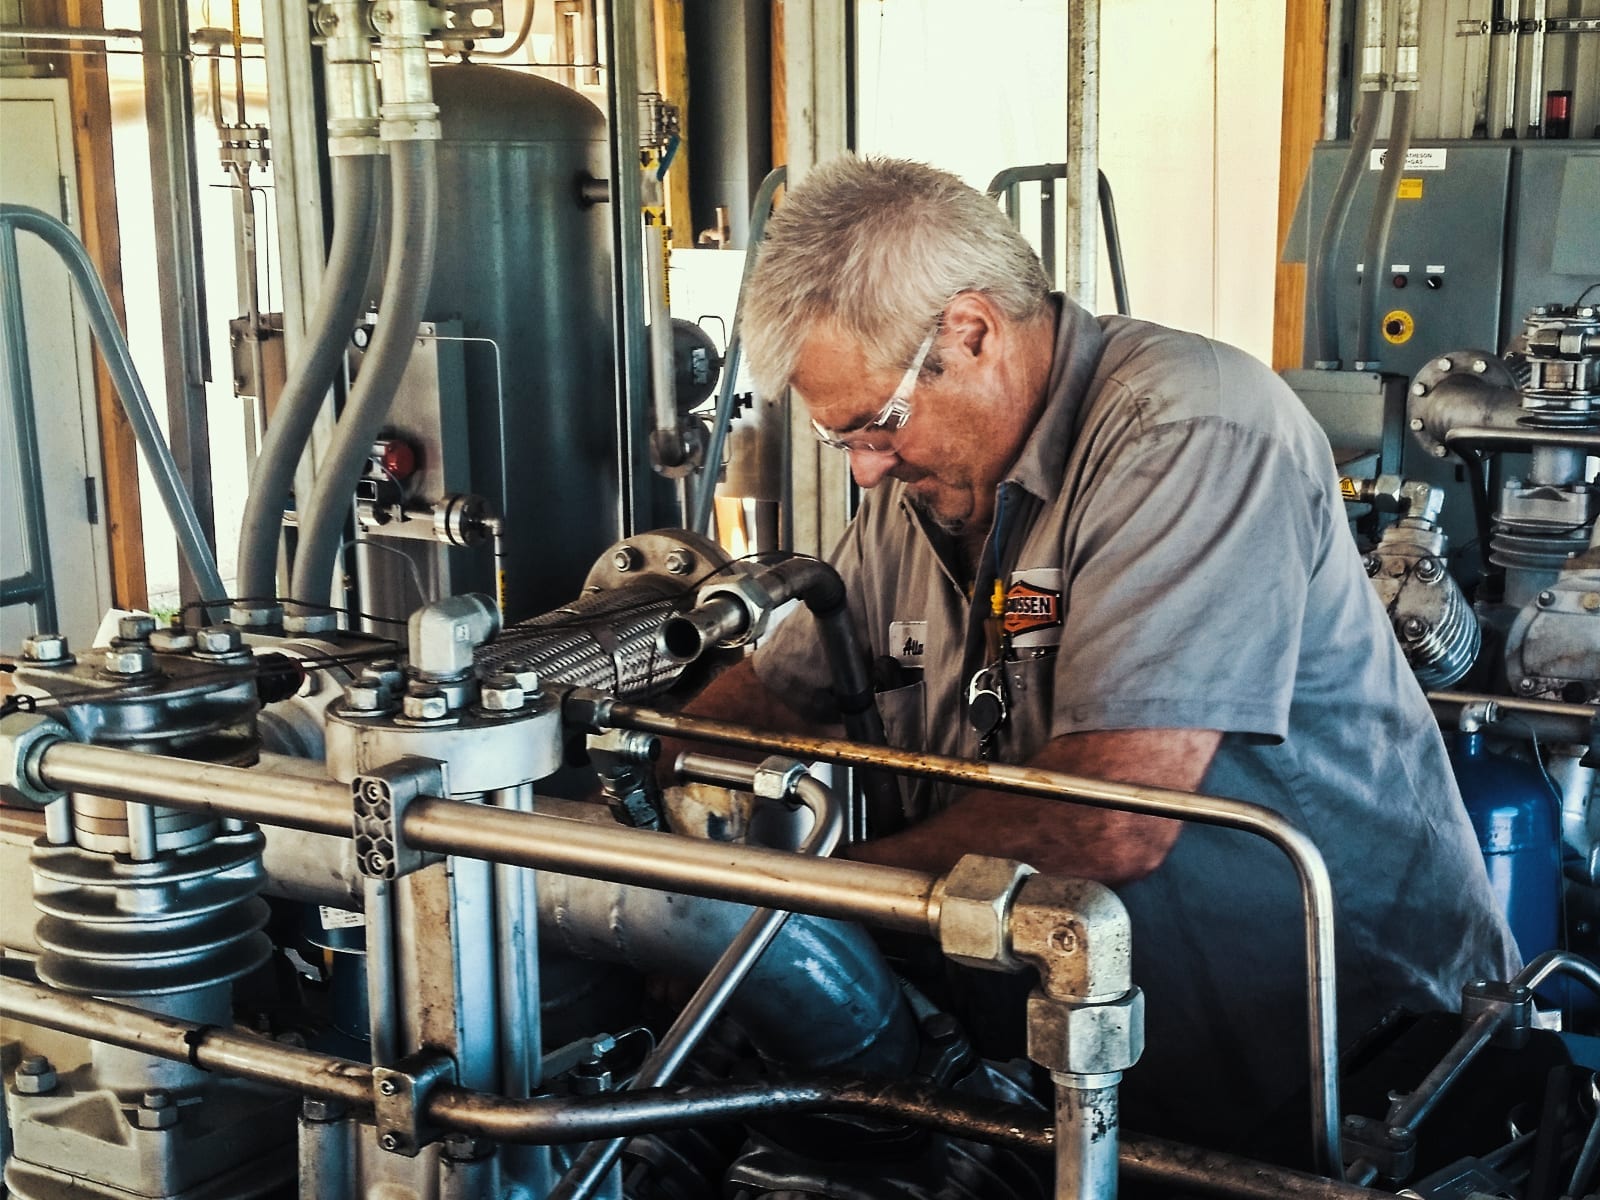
[941,291,1004,363]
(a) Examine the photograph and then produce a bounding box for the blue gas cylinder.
[1450,730,1562,967]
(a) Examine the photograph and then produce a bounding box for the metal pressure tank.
[426,64,618,621]
[1450,730,1563,973]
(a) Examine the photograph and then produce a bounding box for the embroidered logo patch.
[1003,569,1065,649]
[888,620,928,666]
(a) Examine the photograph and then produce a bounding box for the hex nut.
[133,1090,179,1130]
[149,628,196,653]
[1025,989,1145,1076]
[104,645,155,675]
[500,661,541,695]
[0,712,69,810]
[195,624,245,654]
[229,602,283,628]
[13,1054,57,1095]
[402,690,449,721]
[935,855,1037,971]
[612,546,641,572]
[22,633,69,663]
[284,611,339,635]
[344,681,389,713]
[480,675,525,712]
[118,614,157,642]
[664,548,695,576]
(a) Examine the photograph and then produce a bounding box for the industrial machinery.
[2,1,1599,1198]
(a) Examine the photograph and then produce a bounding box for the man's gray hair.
[740,154,1053,400]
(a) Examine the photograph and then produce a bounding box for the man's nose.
[848,446,899,489]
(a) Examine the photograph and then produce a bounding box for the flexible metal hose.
[1353,89,1415,368]
[290,141,440,607]
[236,155,380,601]
[1309,90,1383,367]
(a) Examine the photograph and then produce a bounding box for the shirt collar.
[1004,294,1107,505]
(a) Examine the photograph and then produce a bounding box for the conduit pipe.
[235,0,380,609]
[0,977,1393,1199]
[1354,0,1418,370]
[290,0,440,609]
[1310,0,1391,368]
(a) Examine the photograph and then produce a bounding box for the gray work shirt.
[754,296,1519,1147]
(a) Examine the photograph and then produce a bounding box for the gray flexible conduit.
[1309,90,1383,368]
[1354,90,1415,368]
[236,155,380,601]
[290,141,440,607]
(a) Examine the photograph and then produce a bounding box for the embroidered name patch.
[1003,569,1065,648]
[888,620,928,666]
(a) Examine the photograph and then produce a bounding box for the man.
[685,155,1517,1155]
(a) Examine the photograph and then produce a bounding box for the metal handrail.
[0,204,227,616]
[986,163,1132,316]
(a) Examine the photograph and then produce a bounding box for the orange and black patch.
[1002,580,1062,638]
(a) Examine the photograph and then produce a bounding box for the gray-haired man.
[686,154,1516,1156]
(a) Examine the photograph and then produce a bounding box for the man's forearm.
[847,728,1219,884]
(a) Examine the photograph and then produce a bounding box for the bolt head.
[118,614,157,642]
[104,645,154,675]
[1415,558,1444,582]
[612,546,640,572]
[1400,616,1429,639]
[378,1079,398,1096]
[1517,677,1540,695]
[500,660,541,694]
[1408,417,1425,431]
[14,1056,57,1094]
[379,1132,400,1152]
[133,1090,178,1128]
[22,633,68,662]
[1472,358,1489,374]
[196,624,244,654]
[402,690,449,721]
[664,548,695,576]
[1431,444,1449,458]
[1537,590,1556,608]
[1362,555,1380,577]
[1411,382,1428,396]
[1436,358,1453,371]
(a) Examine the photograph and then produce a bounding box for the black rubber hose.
[236,154,379,602]
[1308,89,1383,367]
[290,141,439,607]
[1354,90,1416,367]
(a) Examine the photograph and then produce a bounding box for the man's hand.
[846,728,1219,884]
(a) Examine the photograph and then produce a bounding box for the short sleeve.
[1051,415,1326,741]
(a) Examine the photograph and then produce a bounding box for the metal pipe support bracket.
[353,756,446,878]
[374,1049,459,1156]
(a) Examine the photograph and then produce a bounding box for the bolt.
[149,628,195,653]
[664,548,695,576]
[313,4,339,36]
[379,1132,400,1152]
[480,673,526,712]
[1400,616,1428,640]
[118,614,157,642]
[1537,590,1556,608]
[1408,417,1425,431]
[195,624,244,654]
[1411,382,1428,396]
[22,633,68,662]
[501,660,541,695]
[612,546,641,572]
[1472,358,1489,374]
[1431,444,1449,458]
[303,1097,346,1122]
[104,645,154,675]
[402,689,449,721]
[1518,677,1540,695]
[134,1089,178,1129]
[1362,555,1380,577]
[1436,358,1453,371]
[378,1078,398,1096]
[1415,558,1444,582]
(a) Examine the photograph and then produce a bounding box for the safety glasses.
[809,323,938,454]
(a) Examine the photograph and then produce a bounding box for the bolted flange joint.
[0,711,69,810]
[934,855,1037,972]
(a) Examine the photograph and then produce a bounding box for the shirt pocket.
[874,679,926,750]
[1002,652,1057,758]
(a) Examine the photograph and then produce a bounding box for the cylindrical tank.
[428,64,618,621]
[1450,730,1562,970]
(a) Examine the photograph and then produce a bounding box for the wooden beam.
[653,0,693,249]
[771,0,787,171]
[33,0,148,608]
[1272,0,1330,371]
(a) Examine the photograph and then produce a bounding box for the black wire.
[179,595,411,628]
[1575,282,1600,306]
